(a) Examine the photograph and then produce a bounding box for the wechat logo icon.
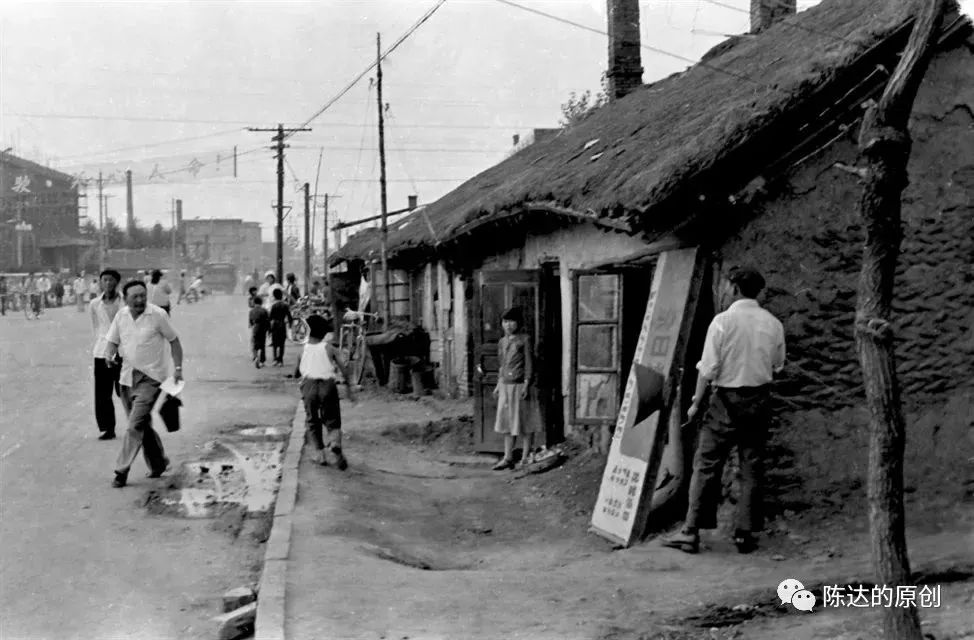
[778,578,816,612]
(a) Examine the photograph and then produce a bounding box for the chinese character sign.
[590,248,700,546]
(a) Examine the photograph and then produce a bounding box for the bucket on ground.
[390,356,420,394]
[410,362,435,397]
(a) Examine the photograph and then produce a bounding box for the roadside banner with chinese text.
[590,247,704,546]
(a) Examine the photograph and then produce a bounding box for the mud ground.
[284,386,974,640]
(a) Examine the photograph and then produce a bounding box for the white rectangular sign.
[590,248,700,547]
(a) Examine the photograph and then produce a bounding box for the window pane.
[576,373,618,420]
[577,325,617,370]
[577,274,619,321]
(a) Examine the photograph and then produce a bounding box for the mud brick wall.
[714,40,974,524]
[721,39,974,414]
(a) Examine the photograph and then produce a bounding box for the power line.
[5,110,541,130]
[493,0,760,85]
[289,0,448,136]
[54,128,245,161]
[700,0,860,46]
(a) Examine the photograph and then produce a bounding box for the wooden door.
[473,270,539,452]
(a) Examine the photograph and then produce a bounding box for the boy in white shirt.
[295,315,356,469]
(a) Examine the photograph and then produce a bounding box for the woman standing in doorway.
[491,307,537,471]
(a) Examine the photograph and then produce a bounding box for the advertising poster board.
[590,248,703,546]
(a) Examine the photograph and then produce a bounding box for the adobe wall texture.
[717,39,974,522]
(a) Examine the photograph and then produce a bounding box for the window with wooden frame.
[373,268,412,322]
[571,271,623,425]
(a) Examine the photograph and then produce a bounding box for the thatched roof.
[334,0,948,266]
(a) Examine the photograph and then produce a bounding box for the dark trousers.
[685,386,771,533]
[271,326,286,363]
[0,294,5,315]
[94,358,121,434]
[251,328,267,363]
[116,370,167,474]
[301,378,342,450]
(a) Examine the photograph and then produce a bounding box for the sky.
[1,0,969,247]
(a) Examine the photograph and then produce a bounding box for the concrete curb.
[255,401,305,640]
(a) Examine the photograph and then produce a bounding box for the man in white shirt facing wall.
[104,280,185,488]
[663,266,785,555]
[89,269,123,440]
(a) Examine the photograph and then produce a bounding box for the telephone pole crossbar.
[247,124,311,284]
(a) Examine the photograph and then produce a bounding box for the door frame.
[472,269,542,452]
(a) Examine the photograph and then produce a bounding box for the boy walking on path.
[296,315,355,469]
[268,288,293,367]
[249,296,270,368]
[662,267,785,555]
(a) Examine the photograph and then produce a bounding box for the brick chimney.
[606,0,643,100]
[750,0,796,33]
[125,169,135,237]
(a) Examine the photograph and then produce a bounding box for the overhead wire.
[700,0,861,46]
[288,0,448,137]
[492,0,761,85]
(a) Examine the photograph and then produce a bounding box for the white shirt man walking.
[662,266,785,555]
[104,281,185,488]
[90,269,124,440]
[73,272,87,311]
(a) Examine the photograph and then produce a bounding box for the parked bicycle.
[337,310,379,386]
[287,295,333,345]
[21,292,43,320]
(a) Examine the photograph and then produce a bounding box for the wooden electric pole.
[97,172,104,272]
[852,2,945,639]
[303,183,311,290]
[377,32,391,323]
[248,123,311,284]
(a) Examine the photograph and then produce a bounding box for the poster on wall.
[590,247,704,547]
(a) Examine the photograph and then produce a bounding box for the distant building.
[0,152,94,272]
[180,218,262,274]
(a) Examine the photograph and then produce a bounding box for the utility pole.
[303,183,311,290]
[171,198,177,272]
[377,32,391,323]
[248,123,311,284]
[98,172,104,272]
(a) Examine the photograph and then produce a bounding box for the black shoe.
[112,471,128,488]
[147,458,170,478]
[325,446,348,471]
[98,431,116,440]
[733,531,758,554]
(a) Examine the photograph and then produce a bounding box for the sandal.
[661,529,700,554]
[492,458,514,471]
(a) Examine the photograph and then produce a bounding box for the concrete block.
[274,472,298,517]
[264,516,292,561]
[256,560,287,640]
[222,586,257,613]
[211,601,256,640]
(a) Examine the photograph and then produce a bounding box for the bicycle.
[21,293,42,320]
[337,310,379,386]
[287,295,332,345]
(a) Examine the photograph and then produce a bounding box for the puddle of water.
[237,426,288,440]
[148,440,285,518]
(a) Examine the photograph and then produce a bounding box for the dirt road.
[0,295,297,639]
[284,391,974,640]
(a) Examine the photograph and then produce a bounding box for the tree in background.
[559,72,609,127]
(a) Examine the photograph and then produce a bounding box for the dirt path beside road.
[285,390,974,640]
